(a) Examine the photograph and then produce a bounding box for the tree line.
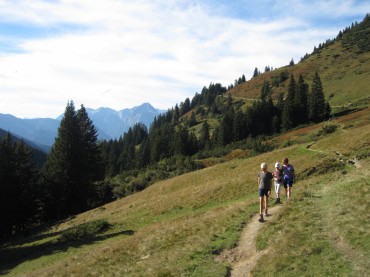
[300,13,369,61]
[99,72,329,187]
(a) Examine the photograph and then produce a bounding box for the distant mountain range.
[0,103,164,151]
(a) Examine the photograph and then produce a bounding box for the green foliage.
[309,72,330,123]
[110,156,204,199]
[60,219,109,241]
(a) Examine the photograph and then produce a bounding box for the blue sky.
[0,0,368,118]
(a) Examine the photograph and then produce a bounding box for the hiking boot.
[258,214,264,222]
[275,197,280,204]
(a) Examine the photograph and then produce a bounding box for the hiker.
[273,162,283,204]
[257,163,272,222]
[282,158,295,199]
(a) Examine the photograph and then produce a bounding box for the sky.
[0,0,368,118]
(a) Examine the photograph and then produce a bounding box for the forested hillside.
[231,13,370,110]
[0,128,47,167]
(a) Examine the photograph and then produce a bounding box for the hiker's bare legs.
[287,187,292,199]
[264,196,268,215]
[259,196,264,215]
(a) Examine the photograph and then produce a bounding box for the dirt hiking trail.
[218,203,284,277]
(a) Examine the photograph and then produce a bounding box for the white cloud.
[0,0,368,118]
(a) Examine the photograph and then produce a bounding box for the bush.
[60,219,110,241]
[319,123,339,136]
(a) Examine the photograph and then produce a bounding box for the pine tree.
[273,93,285,133]
[199,120,210,150]
[42,101,78,219]
[253,67,260,78]
[309,72,330,122]
[233,110,246,141]
[180,98,191,116]
[0,133,40,238]
[257,81,275,135]
[281,75,296,130]
[294,74,309,125]
[42,101,102,219]
[77,105,103,207]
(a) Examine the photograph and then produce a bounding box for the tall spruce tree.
[281,75,296,130]
[309,71,330,122]
[76,105,103,206]
[42,101,102,219]
[258,81,275,135]
[294,74,309,125]
[199,120,211,150]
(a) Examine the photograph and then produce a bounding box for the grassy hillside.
[229,17,370,113]
[1,107,369,276]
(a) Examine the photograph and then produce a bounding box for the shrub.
[60,219,110,241]
[319,122,339,135]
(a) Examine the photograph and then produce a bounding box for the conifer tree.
[272,93,285,134]
[172,104,180,123]
[308,72,330,122]
[233,110,246,141]
[77,105,103,193]
[199,120,210,150]
[253,67,260,78]
[294,74,309,125]
[0,133,40,238]
[42,101,102,219]
[180,98,191,116]
[257,81,275,135]
[281,75,296,130]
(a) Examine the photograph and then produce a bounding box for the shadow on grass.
[0,229,135,275]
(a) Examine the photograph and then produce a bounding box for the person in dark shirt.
[257,163,273,222]
[282,158,295,200]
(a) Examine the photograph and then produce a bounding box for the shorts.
[283,177,294,188]
[259,188,270,197]
[274,181,282,193]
